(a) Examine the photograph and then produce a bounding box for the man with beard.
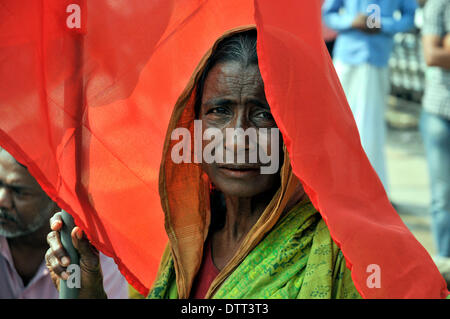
[0,147,128,298]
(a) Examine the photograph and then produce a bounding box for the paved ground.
[386,126,436,255]
[385,98,436,256]
[385,102,450,289]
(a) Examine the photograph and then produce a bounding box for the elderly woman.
[150,28,363,299]
[45,28,360,299]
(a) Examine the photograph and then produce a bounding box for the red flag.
[0,0,447,298]
[254,0,448,299]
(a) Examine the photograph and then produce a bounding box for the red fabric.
[254,1,448,298]
[0,0,447,298]
[190,240,220,299]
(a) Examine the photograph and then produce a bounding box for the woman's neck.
[220,194,267,242]
[210,188,277,270]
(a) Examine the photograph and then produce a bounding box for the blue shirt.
[322,0,418,67]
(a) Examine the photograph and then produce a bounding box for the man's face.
[0,149,56,238]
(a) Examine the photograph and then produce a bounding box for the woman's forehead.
[202,62,266,101]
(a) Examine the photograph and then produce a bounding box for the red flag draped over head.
[0,0,447,298]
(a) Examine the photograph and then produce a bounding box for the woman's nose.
[233,109,252,130]
[223,111,255,161]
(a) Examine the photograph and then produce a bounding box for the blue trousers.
[420,111,450,257]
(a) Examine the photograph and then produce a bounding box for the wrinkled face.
[199,61,282,197]
[0,149,57,238]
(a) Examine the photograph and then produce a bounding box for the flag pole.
[59,210,80,298]
[59,4,85,299]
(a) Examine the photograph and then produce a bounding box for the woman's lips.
[217,165,261,178]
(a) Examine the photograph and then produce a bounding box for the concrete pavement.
[386,97,436,256]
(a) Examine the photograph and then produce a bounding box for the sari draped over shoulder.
[149,198,360,299]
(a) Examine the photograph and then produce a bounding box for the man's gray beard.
[0,201,55,238]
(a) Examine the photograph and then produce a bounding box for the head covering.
[159,28,304,297]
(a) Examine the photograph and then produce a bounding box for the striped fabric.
[422,0,450,119]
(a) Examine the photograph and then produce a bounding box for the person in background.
[322,0,418,196]
[321,0,338,55]
[420,0,450,287]
[0,147,129,298]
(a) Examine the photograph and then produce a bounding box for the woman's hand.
[45,212,107,299]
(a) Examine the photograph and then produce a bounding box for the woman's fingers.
[46,230,70,267]
[49,211,63,231]
[45,248,69,280]
[45,212,106,298]
[71,227,100,271]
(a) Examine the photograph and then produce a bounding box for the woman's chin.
[213,178,276,198]
[203,163,281,198]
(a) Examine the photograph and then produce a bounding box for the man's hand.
[423,34,450,69]
[352,14,381,34]
[45,212,107,299]
[443,33,450,52]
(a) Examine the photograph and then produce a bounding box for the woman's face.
[198,61,282,198]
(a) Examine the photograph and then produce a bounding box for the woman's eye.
[255,111,274,121]
[207,106,230,115]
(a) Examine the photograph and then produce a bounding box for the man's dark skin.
[0,149,58,286]
[45,60,304,298]
[8,230,48,286]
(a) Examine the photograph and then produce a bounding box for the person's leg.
[420,111,450,257]
[334,61,390,193]
[358,65,389,194]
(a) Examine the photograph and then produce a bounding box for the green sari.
[148,199,361,299]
